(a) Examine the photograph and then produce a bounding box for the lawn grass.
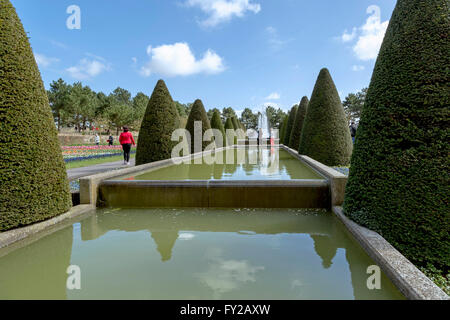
[66,154,135,169]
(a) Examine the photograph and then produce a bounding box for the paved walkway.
[67,158,136,180]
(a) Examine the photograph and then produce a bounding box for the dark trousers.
[122,144,132,162]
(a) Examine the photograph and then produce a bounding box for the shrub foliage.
[298,68,352,165]
[136,80,180,165]
[344,0,450,271]
[289,96,309,150]
[210,110,227,147]
[283,106,298,145]
[185,99,213,153]
[0,0,71,231]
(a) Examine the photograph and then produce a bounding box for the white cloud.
[34,53,59,68]
[66,58,110,80]
[266,26,291,50]
[352,65,365,72]
[265,92,280,100]
[140,42,225,77]
[186,0,261,27]
[341,28,357,42]
[340,5,389,61]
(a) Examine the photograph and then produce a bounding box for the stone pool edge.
[0,204,94,250]
[332,206,448,300]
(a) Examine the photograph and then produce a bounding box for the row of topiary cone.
[1,0,448,282]
[280,68,353,167]
[136,79,246,166]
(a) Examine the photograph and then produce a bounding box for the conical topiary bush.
[279,116,288,144]
[224,117,236,145]
[210,110,227,148]
[344,0,450,272]
[289,96,309,150]
[185,99,213,153]
[283,105,298,145]
[136,80,180,165]
[298,68,352,165]
[0,0,71,231]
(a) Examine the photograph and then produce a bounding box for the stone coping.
[79,145,331,205]
[332,206,448,300]
[101,179,328,188]
[0,205,94,250]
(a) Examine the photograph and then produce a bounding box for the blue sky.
[12,0,397,114]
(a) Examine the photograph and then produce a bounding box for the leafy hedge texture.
[289,96,309,150]
[224,117,236,145]
[136,80,180,165]
[279,116,288,144]
[298,68,353,166]
[210,110,227,147]
[344,0,450,272]
[283,106,297,145]
[185,99,213,153]
[0,0,71,231]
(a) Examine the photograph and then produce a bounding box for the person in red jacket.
[119,126,135,165]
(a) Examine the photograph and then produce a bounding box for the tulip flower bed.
[62,145,136,163]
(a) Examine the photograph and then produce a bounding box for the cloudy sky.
[13,0,396,114]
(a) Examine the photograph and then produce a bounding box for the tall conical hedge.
[344,0,450,272]
[210,110,227,148]
[279,116,288,143]
[224,117,236,145]
[136,80,180,165]
[298,69,352,165]
[289,96,309,150]
[186,99,213,153]
[283,106,298,145]
[0,0,71,231]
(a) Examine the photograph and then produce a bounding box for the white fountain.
[257,110,270,139]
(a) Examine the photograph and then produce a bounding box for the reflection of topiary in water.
[344,0,450,273]
[299,68,352,166]
[0,0,71,231]
[289,96,309,150]
[136,79,180,165]
[185,99,213,153]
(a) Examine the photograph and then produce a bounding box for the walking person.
[349,121,357,143]
[107,135,114,146]
[94,133,100,146]
[119,126,135,165]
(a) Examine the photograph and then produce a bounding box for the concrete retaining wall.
[98,180,330,208]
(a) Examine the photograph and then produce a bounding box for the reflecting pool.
[0,208,404,300]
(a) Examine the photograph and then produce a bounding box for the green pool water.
[0,208,404,300]
[122,148,323,181]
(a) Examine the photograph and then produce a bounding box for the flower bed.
[62,145,136,163]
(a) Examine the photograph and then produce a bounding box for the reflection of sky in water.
[195,248,265,299]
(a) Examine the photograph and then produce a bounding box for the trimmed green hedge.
[0,0,71,231]
[210,110,227,147]
[224,117,236,145]
[298,68,352,166]
[185,99,213,153]
[289,96,309,150]
[279,116,288,144]
[136,80,180,165]
[283,106,298,145]
[344,0,450,272]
